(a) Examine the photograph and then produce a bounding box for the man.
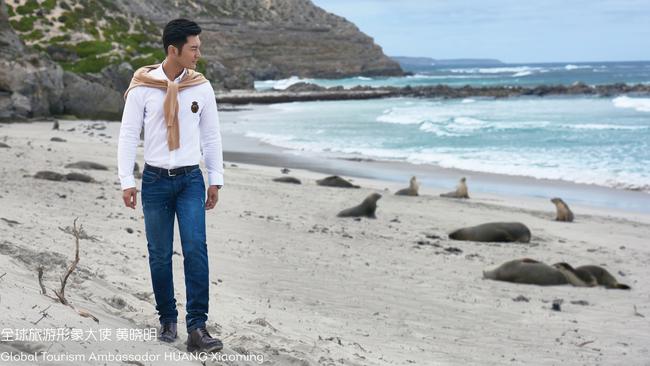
[117,18,224,353]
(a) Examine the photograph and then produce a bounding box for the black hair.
[162,18,202,55]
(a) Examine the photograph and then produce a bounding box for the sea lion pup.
[64,161,109,170]
[317,175,360,188]
[272,176,301,184]
[483,258,569,286]
[65,172,95,183]
[440,177,469,199]
[576,265,631,290]
[337,193,382,218]
[551,263,597,287]
[34,171,65,181]
[395,176,419,196]
[449,222,531,243]
[550,198,574,222]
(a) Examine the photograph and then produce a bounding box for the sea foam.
[613,96,650,112]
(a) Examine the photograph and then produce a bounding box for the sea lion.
[281,168,290,174]
[52,120,59,130]
[440,177,469,199]
[483,258,569,286]
[272,176,301,184]
[34,171,65,181]
[0,142,9,148]
[576,265,631,290]
[65,172,94,183]
[449,222,531,243]
[50,137,66,142]
[317,175,360,188]
[395,176,419,196]
[337,193,382,218]
[550,198,574,222]
[64,161,109,170]
[551,263,596,287]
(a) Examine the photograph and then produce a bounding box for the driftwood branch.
[634,305,645,318]
[54,218,81,305]
[31,305,52,325]
[36,218,99,323]
[577,340,595,347]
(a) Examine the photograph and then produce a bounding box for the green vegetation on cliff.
[6,0,164,74]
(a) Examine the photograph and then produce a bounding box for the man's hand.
[123,187,138,209]
[206,185,219,210]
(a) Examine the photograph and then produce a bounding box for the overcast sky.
[311,0,650,63]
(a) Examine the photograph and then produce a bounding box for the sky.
[311,0,650,63]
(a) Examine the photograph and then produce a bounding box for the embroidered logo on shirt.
[191,101,199,113]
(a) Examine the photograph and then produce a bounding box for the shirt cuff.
[208,172,224,187]
[120,175,136,190]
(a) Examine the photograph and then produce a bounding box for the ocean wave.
[376,106,441,125]
[448,66,545,74]
[612,96,650,112]
[489,121,551,130]
[419,122,463,137]
[565,64,592,70]
[239,129,650,192]
[461,98,475,103]
[404,149,650,191]
[561,123,649,130]
[244,132,296,144]
[356,76,373,81]
[377,105,552,132]
[512,71,533,77]
[405,73,492,80]
[255,76,314,90]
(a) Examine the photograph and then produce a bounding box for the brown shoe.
[187,327,223,352]
[159,322,177,343]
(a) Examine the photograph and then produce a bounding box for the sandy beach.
[1,118,649,365]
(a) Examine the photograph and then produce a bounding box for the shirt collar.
[151,60,187,83]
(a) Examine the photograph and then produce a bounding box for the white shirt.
[117,63,224,190]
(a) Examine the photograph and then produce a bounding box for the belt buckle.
[168,168,176,177]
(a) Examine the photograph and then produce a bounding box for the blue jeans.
[141,165,209,333]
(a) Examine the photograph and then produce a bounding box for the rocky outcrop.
[0,3,63,121]
[62,71,124,120]
[1,0,403,119]
[114,0,404,87]
[0,1,127,120]
[217,82,650,105]
[81,62,135,95]
[4,0,403,92]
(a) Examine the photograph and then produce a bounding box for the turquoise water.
[255,61,650,90]
[223,96,650,191]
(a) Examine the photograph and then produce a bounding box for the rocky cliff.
[1,0,402,115]
[0,0,402,120]
[118,0,404,86]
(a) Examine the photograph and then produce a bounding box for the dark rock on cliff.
[285,82,326,92]
[62,71,123,121]
[0,3,63,120]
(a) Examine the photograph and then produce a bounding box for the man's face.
[170,35,201,70]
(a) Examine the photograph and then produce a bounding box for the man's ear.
[167,45,178,57]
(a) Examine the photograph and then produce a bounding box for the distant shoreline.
[217,82,650,105]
